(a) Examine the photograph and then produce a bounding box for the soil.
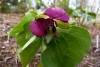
[0,13,100,67]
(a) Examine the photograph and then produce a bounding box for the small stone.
[95,49,100,56]
[1,46,6,49]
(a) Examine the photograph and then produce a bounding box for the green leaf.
[56,20,70,29]
[15,30,33,48]
[36,14,49,19]
[15,32,27,48]
[8,9,37,48]
[18,36,42,67]
[38,62,43,67]
[8,9,39,67]
[8,9,37,39]
[41,26,91,67]
[15,19,34,48]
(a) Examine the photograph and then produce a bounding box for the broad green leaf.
[38,62,43,67]
[8,9,39,67]
[15,20,34,48]
[15,32,27,48]
[18,36,42,67]
[41,26,91,67]
[8,10,37,39]
[36,14,49,19]
[15,31,33,48]
[8,9,37,48]
[14,10,36,48]
[69,20,77,26]
[56,20,70,29]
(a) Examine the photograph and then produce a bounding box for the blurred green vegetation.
[57,0,69,11]
[0,0,97,26]
[0,0,97,25]
[68,6,96,26]
[0,0,49,13]
[0,0,28,13]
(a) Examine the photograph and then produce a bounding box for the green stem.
[41,38,47,53]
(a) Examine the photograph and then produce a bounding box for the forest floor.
[0,13,100,67]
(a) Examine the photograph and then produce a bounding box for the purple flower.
[30,7,69,37]
[44,8,69,22]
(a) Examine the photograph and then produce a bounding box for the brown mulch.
[0,13,100,67]
[0,13,40,67]
[0,13,23,67]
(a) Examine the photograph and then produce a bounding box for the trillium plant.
[8,7,91,67]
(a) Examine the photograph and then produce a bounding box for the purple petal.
[30,19,48,37]
[44,7,69,22]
